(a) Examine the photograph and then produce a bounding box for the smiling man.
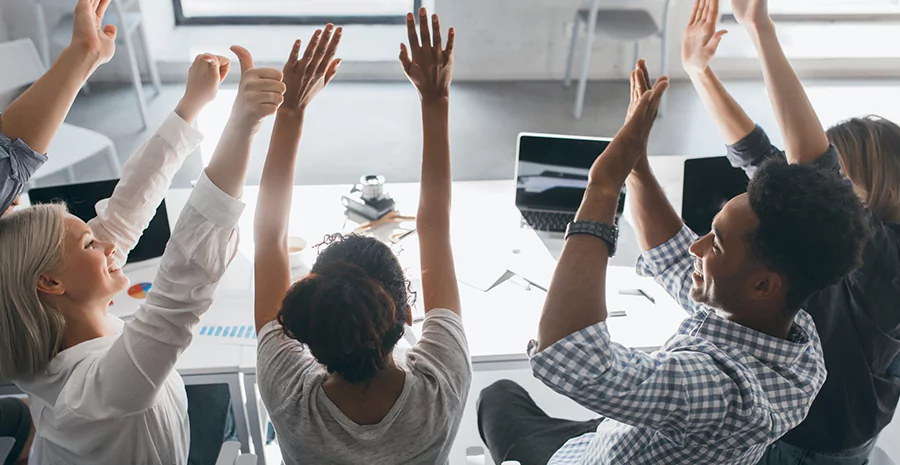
[476,62,872,465]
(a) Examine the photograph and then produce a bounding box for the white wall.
[438,0,688,81]
[0,0,691,83]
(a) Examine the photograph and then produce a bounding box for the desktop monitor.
[28,179,170,264]
[681,156,749,236]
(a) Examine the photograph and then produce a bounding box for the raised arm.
[627,61,684,252]
[682,0,755,145]
[733,0,830,163]
[254,27,342,332]
[400,8,460,315]
[93,46,284,414]
[536,73,669,352]
[88,54,229,266]
[0,0,115,154]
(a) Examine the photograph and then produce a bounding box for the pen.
[619,288,656,305]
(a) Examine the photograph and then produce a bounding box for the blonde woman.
[683,0,899,463]
[0,46,285,464]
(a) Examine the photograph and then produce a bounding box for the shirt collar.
[687,309,814,368]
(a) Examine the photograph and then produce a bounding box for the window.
[174,0,422,25]
[716,0,900,60]
[722,0,900,21]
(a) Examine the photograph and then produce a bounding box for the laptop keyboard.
[521,210,575,232]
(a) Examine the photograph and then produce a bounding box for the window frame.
[172,0,423,26]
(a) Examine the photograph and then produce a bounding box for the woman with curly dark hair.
[252,10,470,465]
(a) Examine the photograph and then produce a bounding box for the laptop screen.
[516,133,616,213]
[28,180,171,264]
[682,156,749,236]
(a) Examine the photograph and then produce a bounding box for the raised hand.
[71,0,117,65]
[281,24,343,117]
[682,0,728,75]
[732,0,770,28]
[627,60,653,123]
[590,74,669,193]
[399,7,455,102]
[175,53,230,123]
[230,46,286,129]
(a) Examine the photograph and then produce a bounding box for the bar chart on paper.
[198,324,257,346]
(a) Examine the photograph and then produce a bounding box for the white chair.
[872,404,900,465]
[216,441,258,465]
[34,0,161,129]
[564,0,672,119]
[0,38,120,187]
[870,447,896,465]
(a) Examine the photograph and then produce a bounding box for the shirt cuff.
[636,225,697,278]
[0,130,47,181]
[155,112,204,156]
[528,321,614,384]
[189,171,245,230]
[726,125,772,162]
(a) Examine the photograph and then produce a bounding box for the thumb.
[103,24,117,41]
[214,55,231,82]
[230,45,254,75]
[709,29,728,49]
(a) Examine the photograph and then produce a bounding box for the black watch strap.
[565,221,619,257]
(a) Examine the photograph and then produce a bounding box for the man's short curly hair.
[747,159,871,311]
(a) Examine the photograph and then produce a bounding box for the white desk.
[7,155,695,462]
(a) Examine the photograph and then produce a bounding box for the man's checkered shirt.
[528,226,827,464]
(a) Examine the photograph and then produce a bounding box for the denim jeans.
[187,384,238,465]
[758,438,877,465]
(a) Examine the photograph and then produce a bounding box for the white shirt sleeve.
[87,112,203,267]
[79,172,245,415]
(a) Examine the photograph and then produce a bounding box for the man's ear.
[37,274,65,296]
[406,305,414,326]
[752,271,783,301]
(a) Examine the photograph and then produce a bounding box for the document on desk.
[195,291,257,346]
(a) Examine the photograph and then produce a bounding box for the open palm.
[72,0,117,64]
[281,24,342,115]
[399,8,455,102]
[682,0,728,74]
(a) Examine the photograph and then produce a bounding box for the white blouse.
[16,113,246,465]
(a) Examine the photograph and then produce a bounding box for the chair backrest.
[0,39,47,95]
[0,437,15,464]
[869,447,897,465]
[215,441,241,465]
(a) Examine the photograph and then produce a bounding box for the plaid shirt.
[528,226,827,464]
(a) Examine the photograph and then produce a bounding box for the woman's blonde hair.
[827,115,900,223]
[0,204,68,381]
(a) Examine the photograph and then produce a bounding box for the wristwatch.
[565,221,619,257]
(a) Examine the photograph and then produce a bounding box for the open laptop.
[28,179,170,264]
[681,156,749,236]
[515,132,625,233]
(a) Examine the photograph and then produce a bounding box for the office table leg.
[243,373,268,465]
[182,373,251,454]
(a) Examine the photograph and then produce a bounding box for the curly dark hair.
[747,159,871,311]
[276,234,413,384]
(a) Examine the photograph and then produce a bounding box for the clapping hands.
[400,8,455,103]
[589,61,668,193]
